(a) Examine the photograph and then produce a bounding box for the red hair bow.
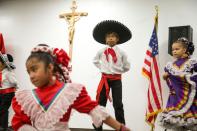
[53,48,70,68]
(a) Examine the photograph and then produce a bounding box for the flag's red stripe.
[147,116,154,124]
[153,57,161,88]
[147,87,154,112]
[146,50,151,56]
[142,68,151,78]
[153,57,163,102]
[144,59,151,67]
[150,72,161,109]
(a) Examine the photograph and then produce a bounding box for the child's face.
[105,33,119,47]
[26,57,54,88]
[172,42,187,59]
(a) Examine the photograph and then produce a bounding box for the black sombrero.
[93,20,132,44]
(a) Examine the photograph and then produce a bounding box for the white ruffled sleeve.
[89,105,110,127]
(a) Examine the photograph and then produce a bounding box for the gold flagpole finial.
[154,5,158,32]
[155,5,159,14]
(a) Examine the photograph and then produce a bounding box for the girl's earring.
[52,76,56,81]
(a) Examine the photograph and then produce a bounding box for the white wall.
[0,0,197,131]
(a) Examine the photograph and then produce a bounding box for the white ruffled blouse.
[12,81,109,131]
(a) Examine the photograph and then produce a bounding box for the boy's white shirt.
[0,68,18,89]
[93,45,130,74]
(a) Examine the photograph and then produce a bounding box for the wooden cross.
[59,0,88,62]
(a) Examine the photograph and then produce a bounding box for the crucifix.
[59,0,88,62]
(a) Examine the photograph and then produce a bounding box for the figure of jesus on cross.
[59,0,88,62]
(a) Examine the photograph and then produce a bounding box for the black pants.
[99,79,125,124]
[0,92,15,129]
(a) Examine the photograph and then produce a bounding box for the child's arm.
[93,50,102,69]
[103,116,131,131]
[72,86,131,131]
[7,71,18,88]
[163,65,170,80]
[122,51,130,72]
[163,72,169,80]
[12,97,34,131]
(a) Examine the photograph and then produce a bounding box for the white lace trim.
[18,122,71,131]
[165,58,197,75]
[89,105,110,127]
[18,124,38,131]
[160,113,197,130]
[15,83,83,130]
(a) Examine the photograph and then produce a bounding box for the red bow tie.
[104,48,117,63]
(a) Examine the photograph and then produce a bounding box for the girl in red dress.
[11,44,130,131]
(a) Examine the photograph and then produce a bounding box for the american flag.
[142,13,163,130]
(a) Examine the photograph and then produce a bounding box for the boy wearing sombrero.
[0,53,18,131]
[93,20,131,130]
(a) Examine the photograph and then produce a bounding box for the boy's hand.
[163,72,169,80]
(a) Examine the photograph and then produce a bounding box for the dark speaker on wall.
[168,25,193,55]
